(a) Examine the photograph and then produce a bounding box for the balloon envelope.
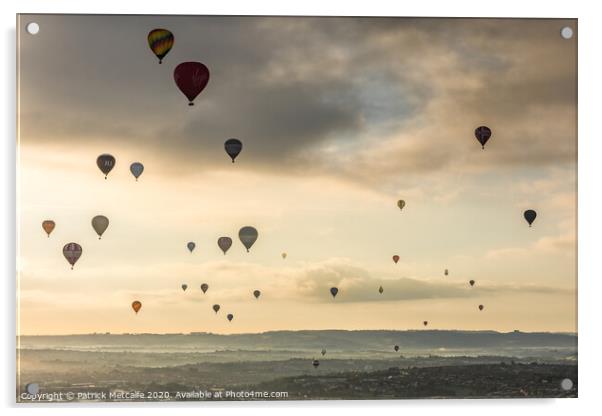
[96,154,115,178]
[181,284,188,291]
[147,29,174,63]
[392,255,399,264]
[444,269,449,276]
[63,242,82,269]
[312,359,320,368]
[397,200,405,211]
[239,226,258,252]
[213,304,220,313]
[253,290,261,299]
[394,345,399,352]
[330,287,338,298]
[130,162,144,180]
[281,252,287,259]
[469,280,475,287]
[423,321,428,326]
[42,220,55,237]
[201,283,209,293]
[478,304,484,311]
[474,126,492,149]
[224,138,243,163]
[91,215,109,239]
[187,242,195,253]
[524,209,537,227]
[227,313,234,322]
[132,301,142,314]
[174,62,210,105]
[218,237,232,254]
[321,349,326,356]
[379,286,384,294]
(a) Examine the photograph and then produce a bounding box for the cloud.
[20,16,576,191]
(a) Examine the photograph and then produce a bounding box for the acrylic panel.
[16,15,577,402]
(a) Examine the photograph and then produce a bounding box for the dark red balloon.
[173,62,210,106]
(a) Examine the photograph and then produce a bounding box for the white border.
[2,0,601,414]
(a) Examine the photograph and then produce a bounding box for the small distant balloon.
[281,252,287,259]
[312,359,320,369]
[474,126,492,149]
[321,348,327,356]
[227,313,234,322]
[444,269,449,276]
[224,138,242,163]
[187,242,195,253]
[63,242,82,270]
[130,162,144,181]
[213,304,220,314]
[132,301,142,314]
[253,290,261,299]
[392,255,400,264]
[181,284,188,291]
[524,209,537,227]
[330,287,339,298]
[96,154,115,179]
[394,345,399,352]
[423,321,428,327]
[217,237,232,255]
[91,215,109,239]
[469,280,475,287]
[379,286,384,294]
[147,29,174,64]
[397,200,405,211]
[42,220,55,237]
[174,62,210,106]
[478,304,484,311]
[201,283,209,294]
[239,226,258,252]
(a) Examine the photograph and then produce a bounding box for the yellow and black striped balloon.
[147,29,174,64]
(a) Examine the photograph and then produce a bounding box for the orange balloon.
[42,220,55,237]
[132,301,142,314]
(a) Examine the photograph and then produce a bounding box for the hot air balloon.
[444,269,449,276]
[469,280,475,287]
[42,220,55,237]
[174,62,210,106]
[392,255,400,264]
[281,252,287,259]
[394,345,399,352]
[239,226,258,252]
[423,321,428,327]
[130,162,144,181]
[96,154,115,179]
[524,209,537,227]
[63,242,82,270]
[132,301,142,314]
[312,359,320,369]
[147,28,174,64]
[212,304,220,314]
[217,237,232,255]
[253,290,261,299]
[330,287,338,298]
[187,242,195,253]
[181,284,188,291]
[379,286,384,294]
[227,313,234,322]
[91,215,109,239]
[474,126,492,149]
[224,138,242,163]
[478,304,484,311]
[397,200,405,211]
[321,348,327,356]
[201,283,209,294]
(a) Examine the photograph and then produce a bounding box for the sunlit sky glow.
[17,15,576,335]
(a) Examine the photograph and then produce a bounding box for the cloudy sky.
[17,15,576,335]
